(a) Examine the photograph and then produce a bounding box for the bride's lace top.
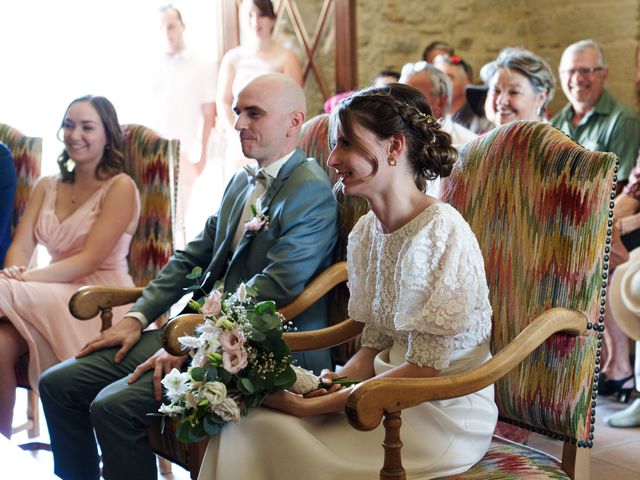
[347,203,492,370]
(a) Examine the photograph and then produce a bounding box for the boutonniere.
[244,203,269,234]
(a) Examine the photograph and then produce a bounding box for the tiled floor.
[8,389,640,479]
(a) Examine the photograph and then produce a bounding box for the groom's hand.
[76,316,143,362]
[129,349,188,401]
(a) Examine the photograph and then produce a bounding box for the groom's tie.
[231,166,272,250]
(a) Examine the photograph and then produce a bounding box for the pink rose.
[222,348,248,374]
[245,216,267,233]
[219,328,246,352]
[200,291,222,317]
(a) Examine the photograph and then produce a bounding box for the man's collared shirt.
[551,90,640,180]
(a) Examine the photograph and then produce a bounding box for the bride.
[198,83,498,479]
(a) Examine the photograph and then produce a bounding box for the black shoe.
[599,374,635,402]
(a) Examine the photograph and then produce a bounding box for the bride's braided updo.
[329,83,457,191]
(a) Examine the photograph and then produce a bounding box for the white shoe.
[606,398,640,428]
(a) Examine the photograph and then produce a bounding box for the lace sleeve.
[406,331,454,370]
[346,213,372,324]
[394,210,488,337]
[361,322,394,351]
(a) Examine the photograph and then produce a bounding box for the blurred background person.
[147,4,216,246]
[434,54,492,134]
[422,40,454,63]
[217,0,303,180]
[481,47,555,126]
[371,69,400,87]
[0,144,16,268]
[552,39,640,192]
[0,95,139,438]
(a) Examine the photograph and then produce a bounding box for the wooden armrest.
[284,318,363,351]
[69,286,144,331]
[162,261,349,355]
[345,307,587,431]
[278,261,348,320]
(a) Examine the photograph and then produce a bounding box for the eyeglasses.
[560,67,604,76]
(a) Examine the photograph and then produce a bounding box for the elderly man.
[400,61,477,146]
[552,39,640,187]
[433,55,492,134]
[40,73,338,480]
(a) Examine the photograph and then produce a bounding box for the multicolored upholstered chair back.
[121,124,179,287]
[440,121,617,478]
[300,114,369,363]
[0,123,42,237]
[1,124,42,439]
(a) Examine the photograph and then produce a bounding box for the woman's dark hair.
[57,95,125,183]
[252,0,276,19]
[330,83,457,191]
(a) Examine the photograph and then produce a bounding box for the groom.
[40,73,338,480]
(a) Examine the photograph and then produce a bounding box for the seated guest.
[0,95,140,438]
[607,247,640,426]
[371,69,400,87]
[480,47,555,126]
[0,143,16,267]
[40,74,338,480]
[197,82,497,480]
[422,40,454,63]
[400,61,477,145]
[400,61,477,197]
[433,54,492,134]
[598,158,640,402]
[552,39,640,188]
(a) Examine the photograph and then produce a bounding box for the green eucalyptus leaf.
[190,367,205,382]
[239,377,255,394]
[203,416,222,436]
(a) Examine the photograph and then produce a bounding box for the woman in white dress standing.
[198,83,498,479]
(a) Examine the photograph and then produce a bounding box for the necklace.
[70,181,98,204]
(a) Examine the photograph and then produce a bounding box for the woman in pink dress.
[0,95,140,438]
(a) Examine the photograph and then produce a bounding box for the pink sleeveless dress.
[0,173,140,392]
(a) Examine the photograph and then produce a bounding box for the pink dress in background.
[0,173,140,392]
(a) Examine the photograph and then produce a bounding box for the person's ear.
[388,133,405,158]
[287,111,305,136]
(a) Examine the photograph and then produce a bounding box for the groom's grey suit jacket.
[129,148,338,371]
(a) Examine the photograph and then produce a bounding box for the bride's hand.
[262,390,304,416]
[304,369,343,398]
[0,265,26,281]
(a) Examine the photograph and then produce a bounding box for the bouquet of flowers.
[157,268,359,443]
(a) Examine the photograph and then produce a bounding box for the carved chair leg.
[380,411,406,480]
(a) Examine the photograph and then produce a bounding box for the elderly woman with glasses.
[480,47,556,126]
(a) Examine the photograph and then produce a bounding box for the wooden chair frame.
[160,261,591,480]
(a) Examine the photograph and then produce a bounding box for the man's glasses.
[560,67,604,76]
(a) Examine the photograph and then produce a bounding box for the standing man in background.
[150,5,217,245]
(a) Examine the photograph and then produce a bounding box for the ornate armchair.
[0,124,43,439]
[165,121,617,479]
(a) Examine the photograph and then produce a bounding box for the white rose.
[288,365,321,395]
[200,381,227,406]
[213,397,241,422]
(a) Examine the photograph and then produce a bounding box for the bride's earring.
[388,153,397,166]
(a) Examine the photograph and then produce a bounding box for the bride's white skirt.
[198,342,497,480]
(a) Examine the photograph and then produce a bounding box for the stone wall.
[294,0,640,116]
